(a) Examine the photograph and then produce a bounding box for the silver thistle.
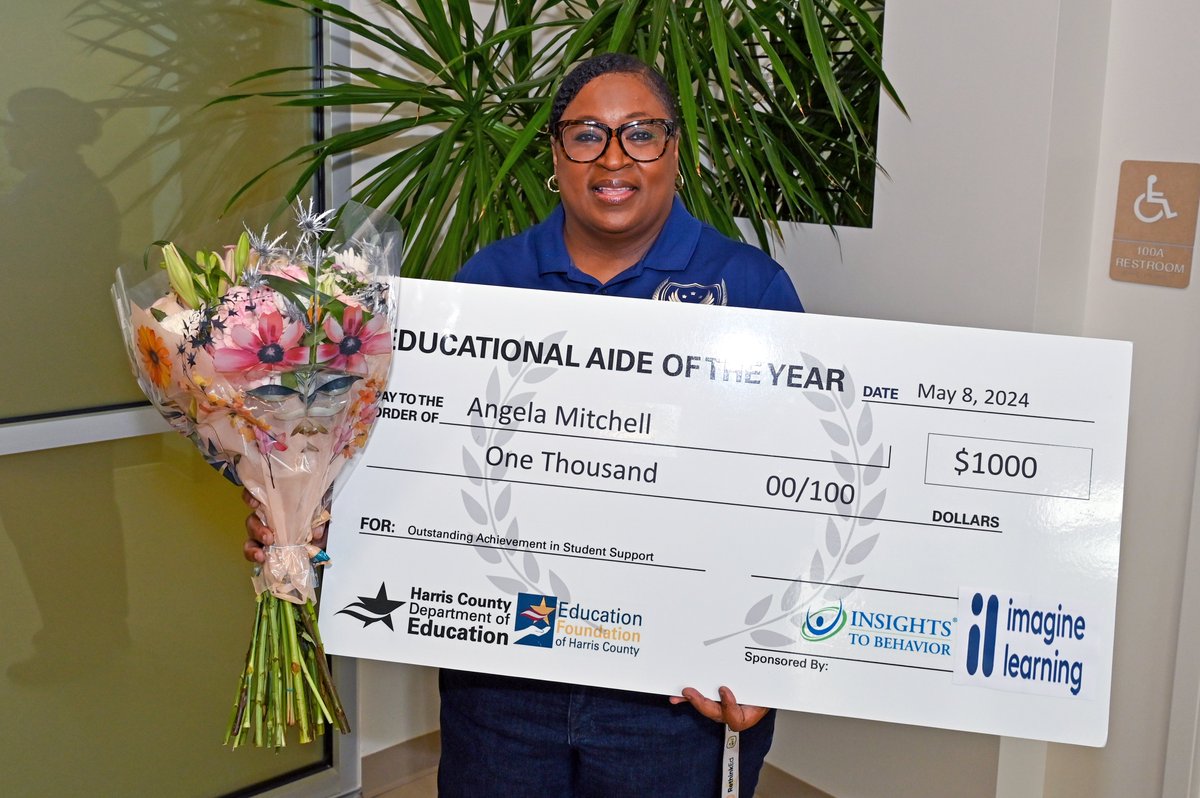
[354,237,396,276]
[245,223,287,261]
[293,198,337,248]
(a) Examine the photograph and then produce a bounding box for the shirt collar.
[534,197,701,281]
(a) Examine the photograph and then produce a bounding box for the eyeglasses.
[552,119,677,163]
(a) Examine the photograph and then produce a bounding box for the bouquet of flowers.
[112,201,399,748]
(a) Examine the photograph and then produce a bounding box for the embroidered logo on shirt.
[651,279,728,305]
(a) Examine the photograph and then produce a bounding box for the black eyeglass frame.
[551,118,679,163]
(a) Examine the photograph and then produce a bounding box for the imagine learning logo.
[965,592,1000,677]
[800,601,848,642]
[955,587,1097,700]
[513,593,558,648]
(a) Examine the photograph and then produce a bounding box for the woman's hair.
[549,53,679,129]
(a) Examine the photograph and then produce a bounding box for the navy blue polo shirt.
[454,198,803,313]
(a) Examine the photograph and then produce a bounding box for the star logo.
[519,597,556,625]
[337,583,405,630]
[513,593,559,648]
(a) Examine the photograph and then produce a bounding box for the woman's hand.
[242,488,272,563]
[669,685,770,732]
[242,489,330,563]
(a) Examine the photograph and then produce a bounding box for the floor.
[374,769,436,798]
[371,763,830,798]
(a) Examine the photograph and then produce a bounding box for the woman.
[246,53,803,796]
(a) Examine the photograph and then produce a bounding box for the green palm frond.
[227,0,900,279]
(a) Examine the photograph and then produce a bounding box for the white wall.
[1046,0,1200,795]
[783,0,1075,331]
[771,1,1200,796]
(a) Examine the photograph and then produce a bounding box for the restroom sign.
[1110,160,1200,289]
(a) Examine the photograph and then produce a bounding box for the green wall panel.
[0,435,329,795]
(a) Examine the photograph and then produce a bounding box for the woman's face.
[552,72,679,245]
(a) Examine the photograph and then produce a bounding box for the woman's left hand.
[669,685,771,731]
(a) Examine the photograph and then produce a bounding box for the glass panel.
[0,434,328,794]
[0,0,337,792]
[0,0,313,422]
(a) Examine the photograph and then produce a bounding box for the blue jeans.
[437,669,776,797]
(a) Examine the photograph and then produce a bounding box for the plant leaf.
[821,420,850,447]
[744,595,773,625]
[474,545,502,564]
[486,576,527,596]
[750,629,795,648]
[844,534,879,565]
[460,491,488,524]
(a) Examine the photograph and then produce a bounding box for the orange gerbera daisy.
[136,326,173,390]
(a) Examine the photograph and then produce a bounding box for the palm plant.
[225,0,899,279]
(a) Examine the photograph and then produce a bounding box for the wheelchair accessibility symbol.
[1133,174,1179,224]
[1111,161,1199,288]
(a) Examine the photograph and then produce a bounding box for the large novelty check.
[321,279,1131,746]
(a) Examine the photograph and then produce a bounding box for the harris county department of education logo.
[513,593,558,648]
[800,601,848,642]
[336,583,405,630]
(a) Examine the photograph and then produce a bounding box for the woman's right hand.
[242,489,330,563]
[243,488,273,563]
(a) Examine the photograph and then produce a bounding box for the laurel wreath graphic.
[458,331,573,603]
[456,339,886,646]
[703,353,886,648]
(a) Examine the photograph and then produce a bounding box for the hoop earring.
[675,171,685,190]
[546,174,560,193]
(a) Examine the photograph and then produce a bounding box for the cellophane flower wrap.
[112,201,400,748]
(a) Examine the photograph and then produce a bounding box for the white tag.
[721,725,739,797]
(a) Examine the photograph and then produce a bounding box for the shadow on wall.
[0,88,129,684]
[0,87,126,420]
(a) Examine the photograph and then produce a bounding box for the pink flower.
[212,308,308,376]
[261,259,309,283]
[315,305,390,373]
[252,425,287,457]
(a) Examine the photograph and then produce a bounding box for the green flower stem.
[225,590,264,745]
[300,599,350,733]
[305,645,328,738]
[266,598,276,747]
[293,629,308,740]
[224,591,349,748]
[253,593,268,747]
[271,596,285,748]
[284,596,312,743]
[295,635,332,726]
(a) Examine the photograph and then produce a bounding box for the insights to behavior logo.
[800,602,848,642]
[513,593,558,648]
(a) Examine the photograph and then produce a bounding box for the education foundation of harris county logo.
[514,592,646,657]
[513,592,558,648]
[953,588,1105,699]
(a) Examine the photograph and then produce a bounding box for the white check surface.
[321,279,1131,746]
